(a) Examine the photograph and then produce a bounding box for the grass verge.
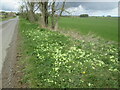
[19,18,119,88]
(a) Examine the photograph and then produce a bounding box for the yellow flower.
[82,71,86,74]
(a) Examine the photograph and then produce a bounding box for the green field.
[59,17,118,41]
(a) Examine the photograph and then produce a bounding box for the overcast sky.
[64,2,118,16]
[0,0,119,16]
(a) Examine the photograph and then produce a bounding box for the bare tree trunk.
[39,1,48,28]
[44,2,48,27]
[38,0,65,29]
[51,1,55,29]
[59,1,66,16]
[28,10,35,22]
[28,2,36,22]
[54,0,66,30]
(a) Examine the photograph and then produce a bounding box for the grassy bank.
[19,18,118,88]
[59,17,118,41]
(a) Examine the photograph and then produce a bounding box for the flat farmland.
[59,17,118,41]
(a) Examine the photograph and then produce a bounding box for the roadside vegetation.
[0,11,17,21]
[18,0,119,88]
[19,18,118,88]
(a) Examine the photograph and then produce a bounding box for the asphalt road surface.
[0,17,19,88]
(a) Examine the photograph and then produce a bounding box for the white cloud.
[34,0,120,2]
[0,0,119,15]
[65,5,86,15]
[65,5,118,16]
[0,0,20,12]
[60,0,119,2]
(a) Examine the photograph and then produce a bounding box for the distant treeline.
[0,11,17,19]
[61,14,113,18]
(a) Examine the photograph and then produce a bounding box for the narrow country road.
[0,17,19,89]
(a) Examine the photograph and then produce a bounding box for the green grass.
[0,16,16,22]
[58,17,118,41]
[19,18,119,88]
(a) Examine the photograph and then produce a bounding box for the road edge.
[2,19,19,88]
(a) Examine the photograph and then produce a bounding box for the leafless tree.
[27,2,38,22]
[20,0,67,29]
[53,0,66,30]
[51,1,55,29]
[19,0,39,22]
[38,0,49,27]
